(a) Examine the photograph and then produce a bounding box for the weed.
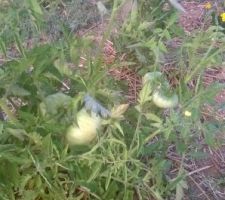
[1,0,225,199]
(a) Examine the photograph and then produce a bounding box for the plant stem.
[96,0,120,61]
[129,112,142,152]
[185,28,221,83]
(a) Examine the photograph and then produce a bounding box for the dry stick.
[167,154,214,199]
[187,165,213,176]
[188,175,211,200]
[61,81,70,90]
[168,152,215,176]
[80,23,101,36]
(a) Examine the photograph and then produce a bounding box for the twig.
[80,23,101,36]
[187,165,213,176]
[188,175,211,200]
[61,81,70,90]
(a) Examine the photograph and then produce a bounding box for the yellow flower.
[184,110,192,117]
[220,13,225,22]
[204,2,212,9]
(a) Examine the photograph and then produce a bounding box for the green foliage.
[1,0,225,199]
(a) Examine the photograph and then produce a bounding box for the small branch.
[130,113,142,152]
[61,81,70,90]
[187,165,213,176]
[188,175,211,200]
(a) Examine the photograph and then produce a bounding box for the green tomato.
[152,90,178,108]
[143,72,162,85]
[66,109,101,145]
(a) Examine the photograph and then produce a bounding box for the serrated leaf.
[6,128,26,141]
[26,0,43,15]
[114,121,124,136]
[135,48,147,64]
[105,171,112,190]
[102,181,119,199]
[176,180,188,200]
[27,132,42,145]
[204,128,216,147]
[123,189,134,200]
[138,21,153,31]
[9,84,30,96]
[158,41,167,53]
[42,134,53,157]
[138,83,152,105]
[87,162,102,183]
[20,174,33,190]
[41,92,72,115]
[0,160,20,186]
[23,190,38,200]
[14,32,26,57]
[54,59,73,76]
[111,104,129,119]
[145,113,162,123]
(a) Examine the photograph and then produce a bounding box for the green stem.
[129,112,142,152]
[144,129,161,144]
[194,74,201,95]
[185,45,213,83]
[185,28,221,83]
[88,0,121,91]
[96,0,120,61]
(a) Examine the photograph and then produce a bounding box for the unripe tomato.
[143,72,162,85]
[66,109,101,145]
[152,90,178,108]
